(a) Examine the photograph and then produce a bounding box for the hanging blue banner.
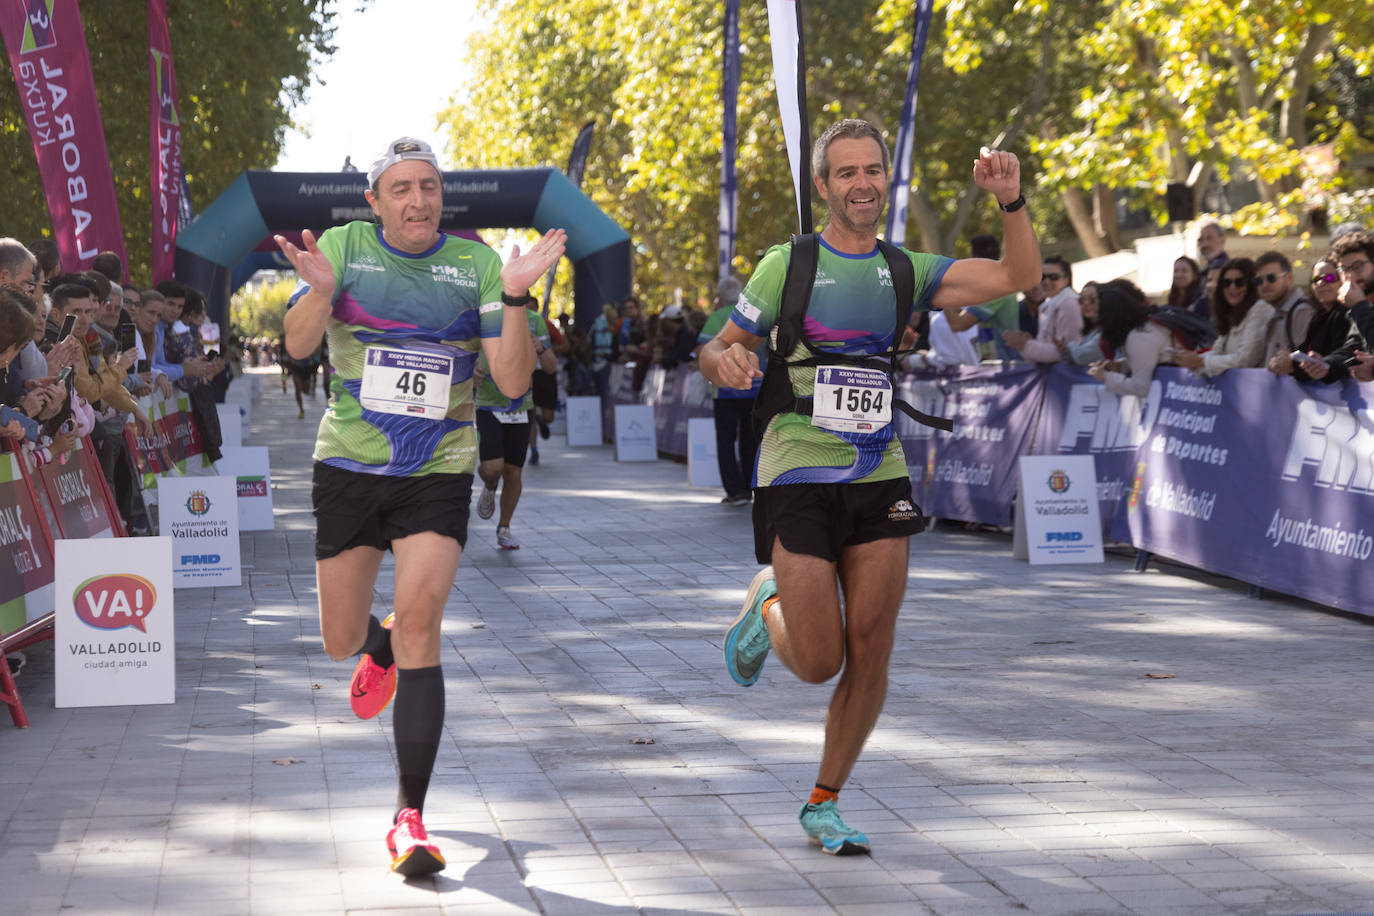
[719,0,740,280]
[885,0,935,247]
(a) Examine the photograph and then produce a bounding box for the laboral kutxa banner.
[147,0,183,283]
[0,0,128,273]
[1124,368,1373,613]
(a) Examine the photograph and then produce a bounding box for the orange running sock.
[761,595,779,623]
[808,784,839,806]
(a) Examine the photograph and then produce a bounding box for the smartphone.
[137,358,151,375]
[117,322,136,352]
[58,312,76,340]
[1345,355,1366,368]
[56,365,74,385]
[1290,350,1325,370]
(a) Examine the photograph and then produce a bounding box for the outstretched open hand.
[273,230,336,300]
[501,229,568,295]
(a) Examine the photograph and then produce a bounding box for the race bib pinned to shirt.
[359,344,454,420]
[810,366,892,433]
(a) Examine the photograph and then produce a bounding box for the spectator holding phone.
[1267,258,1351,381]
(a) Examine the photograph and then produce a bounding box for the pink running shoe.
[349,613,396,720]
[387,807,445,876]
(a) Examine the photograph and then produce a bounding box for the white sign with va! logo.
[55,536,175,708]
[614,404,657,462]
[158,476,242,587]
[565,396,602,447]
[1014,455,1104,565]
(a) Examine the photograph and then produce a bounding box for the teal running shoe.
[724,566,776,686]
[799,800,871,856]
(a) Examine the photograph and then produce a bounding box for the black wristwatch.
[501,292,534,308]
[998,193,1027,213]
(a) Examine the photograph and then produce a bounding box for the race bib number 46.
[360,346,454,420]
[811,366,892,433]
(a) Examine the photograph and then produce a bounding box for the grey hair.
[717,274,743,305]
[811,119,890,182]
[0,238,35,277]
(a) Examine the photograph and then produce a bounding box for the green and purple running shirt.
[287,221,504,477]
[730,237,952,487]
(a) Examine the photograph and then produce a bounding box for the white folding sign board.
[688,417,722,487]
[214,447,275,531]
[55,536,175,708]
[158,476,242,587]
[614,404,657,462]
[1014,455,1105,565]
[565,396,602,447]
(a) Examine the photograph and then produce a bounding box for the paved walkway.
[3,368,1374,916]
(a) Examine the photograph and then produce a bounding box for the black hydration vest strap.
[752,234,954,434]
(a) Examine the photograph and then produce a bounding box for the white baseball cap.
[367,136,440,185]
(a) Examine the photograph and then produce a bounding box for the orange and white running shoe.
[348,613,396,720]
[387,807,446,876]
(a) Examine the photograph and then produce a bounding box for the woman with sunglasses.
[1172,257,1274,376]
[1267,259,1352,380]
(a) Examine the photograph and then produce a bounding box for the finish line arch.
[173,168,632,330]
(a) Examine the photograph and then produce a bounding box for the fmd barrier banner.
[1032,363,1147,542]
[158,476,240,587]
[609,361,1372,615]
[55,536,174,708]
[1124,369,1373,614]
[918,364,1046,526]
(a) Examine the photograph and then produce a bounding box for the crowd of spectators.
[946,220,1374,389]
[0,239,231,540]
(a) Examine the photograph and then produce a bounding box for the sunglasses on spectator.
[1257,271,1286,284]
[1220,276,1248,288]
[1312,273,1339,285]
[1042,273,1063,282]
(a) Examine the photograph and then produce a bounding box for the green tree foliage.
[230,275,295,339]
[443,0,1051,310]
[1,1,342,283]
[946,0,1374,251]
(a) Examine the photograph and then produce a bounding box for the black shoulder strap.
[774,233,819,358]
[876,240,952,432]
[875,239,915,365]
[752,234,818,434]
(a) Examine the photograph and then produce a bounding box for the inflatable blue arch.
[173,168,632,330]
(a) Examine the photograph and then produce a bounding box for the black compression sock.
[393,665,444,818]
[358,614,394,670]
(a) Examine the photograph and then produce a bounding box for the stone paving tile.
[6,369,1374,915]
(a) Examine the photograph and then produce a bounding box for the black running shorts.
[752,477,925,565]
[531,369,558,411]
[475,409,530,467]
[312,462,472,560]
